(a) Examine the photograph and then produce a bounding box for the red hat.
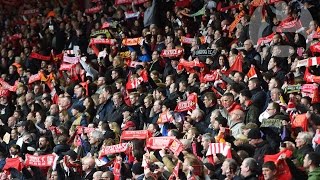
[122,121,136,131]
[286,97,296,113]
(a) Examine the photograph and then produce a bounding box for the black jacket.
[253,140,273,168]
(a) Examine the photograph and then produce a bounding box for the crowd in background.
[0,0,320,179]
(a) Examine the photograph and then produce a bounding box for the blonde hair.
[109,122,120,144]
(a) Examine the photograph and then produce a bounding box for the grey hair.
[243,158,258,173]
[297,132,314,145]
[91,130,104,141]
[202,133,214,143]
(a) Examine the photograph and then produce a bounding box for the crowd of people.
[1,0,320,179]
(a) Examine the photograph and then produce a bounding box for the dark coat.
[253,140,273,168]
[250,88,267,111]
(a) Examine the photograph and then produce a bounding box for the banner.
[251,0,282,7]
[63,55,80,64]
[201,71,219,83]
[0,78,18,92]
[260,118,282,129]
[115,0,148,5]
[126,60,144,68]
[89,38,116,45]
[157,110,174,124]
[90,29,112,38]
[304,67,320,84]
[206,143,232,158]
[25,154,56,167]
[229,12,244,35]
[276,18,302,33]
[310,42,320,53]
[29,52,51,61]
[192,49,217,57]
[175,93,198,112]
[28,73,41,84]
[8,33,22,41]
[146,137,175,150]
[180,36,206,44]
[297,57,320,67]
[59,63,75,71]
[85,6,102,14]
[99,143,130,157]
[301,84,317,96]
[125,12,140,19]
[120,51,131,59]
[168,139,184,156]
[21,9,39,15]
[122,37,143,46]
[0,89,9,97]
[120,130,150,141]
[168,161,181,180]
[178,58,205,69]
[76,126,95,135]
[257,32,275,46]
[284,84,301,94]
[219,4,240,12]
[125,76,144,90]
[160,49,184,58]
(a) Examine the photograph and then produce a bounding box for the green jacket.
[308,167,320,180]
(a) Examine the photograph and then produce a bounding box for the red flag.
[264,149,293,162]
[3,158,24,172]
[174,93,198,112]
[264,149,293,180]
[140,69,148,82]
[224,54,243,75]
[247,65,257,79]
[291,113,308,132]
[125,76,144,90]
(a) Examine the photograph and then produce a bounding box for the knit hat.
[247,128,261,140]
[131,162,144,175]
